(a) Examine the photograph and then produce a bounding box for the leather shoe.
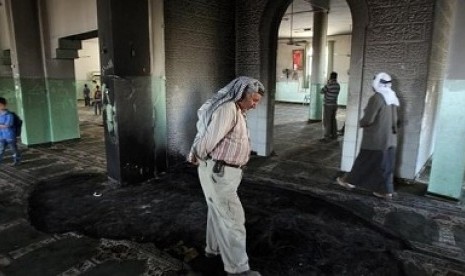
[373,192,393,200]
[336,177,355,189]
[227,270,261,276]
[205,252,218,258]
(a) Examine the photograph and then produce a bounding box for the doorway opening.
[57,30,106,162]
[272,0,352,171]
[75,37,102,126]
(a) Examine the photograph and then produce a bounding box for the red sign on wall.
[292,49,304,70]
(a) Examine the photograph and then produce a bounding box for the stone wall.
[417,0,455,174]
[235,0,437,179]
[164,0,236,164]
[236,0,287,156]
[364,0,436,178]
[162,0,439,178]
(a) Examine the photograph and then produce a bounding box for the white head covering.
[191,76,265,150]
[372,72,400,106]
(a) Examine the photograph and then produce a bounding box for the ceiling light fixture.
[286,1,308,46]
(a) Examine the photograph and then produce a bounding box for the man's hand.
[187,152,199,166]
[0,124,7,129]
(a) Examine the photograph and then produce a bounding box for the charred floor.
[1,103,465,275]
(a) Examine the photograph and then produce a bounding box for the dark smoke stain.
[28,171,407,275]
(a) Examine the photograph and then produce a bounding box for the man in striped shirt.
[320,72,341,141]
[188,77,264,276]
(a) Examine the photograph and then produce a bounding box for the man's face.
[0,103,6,111]
[239,92,262,111]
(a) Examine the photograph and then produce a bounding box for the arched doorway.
[272,0,352,171]
[245,0,368,175]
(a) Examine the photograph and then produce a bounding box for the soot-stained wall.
[162,0,438,178]
[235,0,437,179]
[364,0,436,178]
[164,0,236,165]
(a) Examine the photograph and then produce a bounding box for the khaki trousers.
[198,159,249,274]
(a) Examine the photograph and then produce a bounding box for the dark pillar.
[97,0,155,185]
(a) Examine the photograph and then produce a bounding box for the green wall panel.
[47,79,80,142]
[275,81,307,103]
[309,83,324,120]
[428,80,465,199]
[18,77,51,145]
[0,76,17,112]
[6,77,80,145]
[152,76,167,171]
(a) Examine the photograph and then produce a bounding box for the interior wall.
[74,38,100,99]
[331,34,351,84]
[275,34,351,104]
[164,0,236,164]
[416,0,454,174]
[45,0,97,57]
[331,34,351,106]
[359,0,436,179]
[235,0,366,158]
[275,41,308,103]
[236,0,438,179]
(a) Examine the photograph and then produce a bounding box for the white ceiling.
[278,0,352,38]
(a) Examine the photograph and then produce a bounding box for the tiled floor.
[272,103,346,170]
[273,102,346,127]
[0,103,181,276]
[2,102,465,275]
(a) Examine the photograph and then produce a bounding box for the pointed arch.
[253,0,368,171]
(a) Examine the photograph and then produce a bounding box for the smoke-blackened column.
[97,0,155,185]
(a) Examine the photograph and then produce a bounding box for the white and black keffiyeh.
[372,72,399,106]
[191,76,264,153]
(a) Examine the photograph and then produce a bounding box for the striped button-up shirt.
[192,101,250,167]
[322,79,340,105]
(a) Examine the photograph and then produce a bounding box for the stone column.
[150,0,168,173]
[309,10,328,121]
[427,0,465,200]
[0,3,15,112]
[38,0,80,143]
[327,40,335,76]
[5,0,51,145]
[97,0,155,185]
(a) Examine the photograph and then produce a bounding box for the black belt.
[221,161,243,169]
[207,156,244,170]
